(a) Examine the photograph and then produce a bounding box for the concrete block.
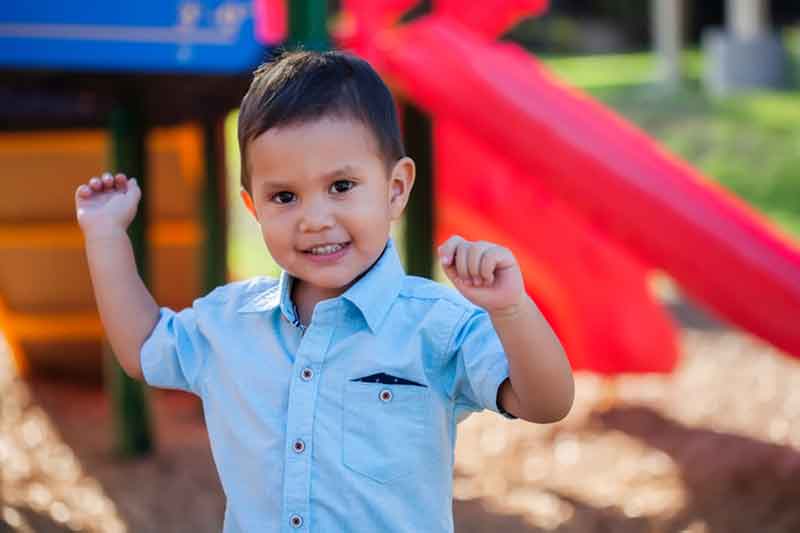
[703,28,793,94]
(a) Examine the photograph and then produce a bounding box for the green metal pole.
[202,117,228,293]
[288,0,329,50]
[402,103,434,279]
[107,100,153,456]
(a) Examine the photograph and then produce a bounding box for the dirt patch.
[3,324,800,532]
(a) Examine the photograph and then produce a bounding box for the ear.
[240,189,258,219]
[388,157,415,221]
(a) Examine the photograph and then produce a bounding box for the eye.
[271,191,295,204]
[330,180,354,194]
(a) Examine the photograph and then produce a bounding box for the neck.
[291,279,347,326]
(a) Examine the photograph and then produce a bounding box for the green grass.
[540,50,704,88]
[542,52,800,241]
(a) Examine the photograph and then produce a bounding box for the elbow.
[520,378,575,424]
[548,375,576,422]
[121,364,144,382]
[541,350,575,423]
[521,401,572,424]
[555,377,576,421]
[119,352,145,382]
[125,366,145,382]
[540,394,574,423]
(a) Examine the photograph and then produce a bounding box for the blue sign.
[0,1,269,73]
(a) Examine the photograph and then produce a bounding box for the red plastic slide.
[339,1,800,372]
[435,120,679,374]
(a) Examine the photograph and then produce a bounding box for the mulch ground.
[3,302,800,532]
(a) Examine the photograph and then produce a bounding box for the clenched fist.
[438,236,525,315]
[75,172,141,240]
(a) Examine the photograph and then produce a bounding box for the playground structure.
[0,126,205,378]
[3,5,800,530]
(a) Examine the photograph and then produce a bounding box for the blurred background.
[1,1,799,531]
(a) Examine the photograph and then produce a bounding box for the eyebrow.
[259,165,361,190]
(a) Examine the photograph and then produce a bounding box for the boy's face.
[241,117,414,295]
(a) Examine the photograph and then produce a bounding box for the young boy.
[75,50,573,532]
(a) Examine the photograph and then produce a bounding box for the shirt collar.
[237,239,405,333]
[340,239,405,333]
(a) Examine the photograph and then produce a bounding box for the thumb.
[439,260,461,285]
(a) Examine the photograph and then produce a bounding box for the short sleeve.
[140,306,207,396]
[450,307,515,419]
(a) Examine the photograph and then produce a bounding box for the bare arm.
[491,297,573,423]
[76,172,160,380]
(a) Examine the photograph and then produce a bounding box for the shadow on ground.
[454,495,659,533]
[595,406,800,533]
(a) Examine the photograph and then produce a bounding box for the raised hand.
[438,235,526,315]
[75,172,141,239]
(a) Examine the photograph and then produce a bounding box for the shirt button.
[300,367,313,381]
[290,514,303,528]
[293,439,305,454]
[379,389,393,402]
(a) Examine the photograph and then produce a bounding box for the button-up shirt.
[141,239,512,532]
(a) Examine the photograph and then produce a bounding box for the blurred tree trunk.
[652,0,685,87]
[727,0,768,40]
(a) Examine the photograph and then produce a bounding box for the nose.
[298,196,335,233]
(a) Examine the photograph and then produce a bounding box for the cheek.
[258,215,289,246]
[351,187,392,220]
[345,203,389,228]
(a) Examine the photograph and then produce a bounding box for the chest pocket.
[342,381,430,484]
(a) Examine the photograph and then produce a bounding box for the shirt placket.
[282,300,339,532]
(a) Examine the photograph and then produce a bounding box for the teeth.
[308,243,345,255]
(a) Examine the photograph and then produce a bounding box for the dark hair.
[237,49,406,193]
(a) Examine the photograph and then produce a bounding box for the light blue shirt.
[141,239,512,532]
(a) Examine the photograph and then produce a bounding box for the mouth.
[302,241,351,256]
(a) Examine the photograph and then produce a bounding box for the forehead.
[247,117,383,185]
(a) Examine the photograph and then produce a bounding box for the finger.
[438,235,462,267]
[438,235,464,267]
[89,176,103,191]
[75,184,92,201]
[466,242,489,285]
[114,173,128,193]
[101,172,115,191]
[454,241,472,282]
[480,247,502,285]
[442,263,469,288]
[491,246,517,270]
